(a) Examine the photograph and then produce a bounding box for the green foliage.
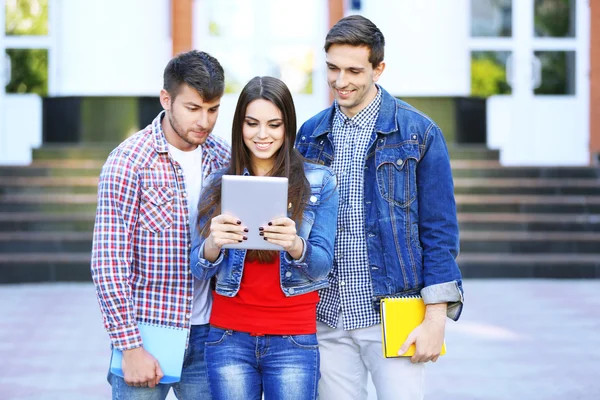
[5,0,48,35]
[4,0,49,96]
[5,48,48,96]
[471,57,510,98]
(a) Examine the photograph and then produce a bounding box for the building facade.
[0,0,598,166]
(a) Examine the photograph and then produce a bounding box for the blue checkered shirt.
[316,88,382,330]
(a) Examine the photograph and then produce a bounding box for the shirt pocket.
[139,186,174,232]
[375,144,419,208]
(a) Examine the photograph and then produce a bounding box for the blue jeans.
[204,327,320,400]
[108,324,211,400]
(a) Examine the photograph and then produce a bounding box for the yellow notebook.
[380,296,447,358]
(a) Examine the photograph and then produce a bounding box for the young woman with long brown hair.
[190,76,338,400]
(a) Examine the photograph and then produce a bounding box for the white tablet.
[221,175,289,250]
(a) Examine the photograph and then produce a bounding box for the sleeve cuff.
[283,237,308,266]
[421,281,464,321]
[198,242,225,267]
[108,323,143,351]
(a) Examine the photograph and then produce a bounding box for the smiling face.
[326,44,385,118]
[159,83,221,151]
[242,99,285,176]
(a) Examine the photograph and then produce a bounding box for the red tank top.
[210,255,319,335]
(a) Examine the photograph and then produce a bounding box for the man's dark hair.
[324,15,385,68]
[163,50,225,102]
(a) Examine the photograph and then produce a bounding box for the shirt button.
[289,288,295,294]
[285,271,292,278]
[338,254,344,260]
[188,296,193,301]
[301,136,306,140]
[182,192,188,198]
[340,281,346,286]
[178,169,183,174]
[412,134,417,140]
[396,159,404,166]
[186,313,191,319]
[339,226,344,232]
[310,195,317,203]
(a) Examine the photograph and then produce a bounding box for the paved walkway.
[1,279,599,399]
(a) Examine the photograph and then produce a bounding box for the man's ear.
[159,89,171,111]
[373,61,386,83]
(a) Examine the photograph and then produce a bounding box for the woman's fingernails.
[236,220,241,225]
[243,236,248,241]
[268,222,273,226]
[259,232,264,236]
[244,228,249,233]
[263,237,267,240]
[258,227,264,231]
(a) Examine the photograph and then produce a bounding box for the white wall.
[54,0,171,96]
[359,0,470,97]
[0,94,42,165]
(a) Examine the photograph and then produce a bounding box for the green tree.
[471,55,511,98]
[4,0,49,96]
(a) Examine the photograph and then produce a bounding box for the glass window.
[5,49,48,96]
[5,0,49,36]
[202,0,319,95]
[533,51,575,95]
[471,51,512,97]
[471,0,512,37]
[534,0,576,38]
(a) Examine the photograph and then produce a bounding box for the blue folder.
[110,322,188,384]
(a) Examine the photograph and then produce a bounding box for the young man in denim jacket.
[295,15,464,400]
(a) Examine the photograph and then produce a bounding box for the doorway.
[471,0,590,166]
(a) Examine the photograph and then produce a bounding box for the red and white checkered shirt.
[91,112,230,350]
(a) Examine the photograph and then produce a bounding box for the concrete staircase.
[452,147,600,278]
[0,146,109,283]
[0,145,599,283]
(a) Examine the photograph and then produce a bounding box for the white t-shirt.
[167,143,211,325]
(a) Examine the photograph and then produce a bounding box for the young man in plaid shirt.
[91,50,230,399]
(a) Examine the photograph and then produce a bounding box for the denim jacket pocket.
[139,186,174,232]
[375,145,419,208]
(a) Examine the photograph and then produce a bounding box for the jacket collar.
[309,85,398,138]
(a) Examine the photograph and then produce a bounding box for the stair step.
[0,232,92,252]
[447,145,500,161]
[0,176,98,194]
[455,195,600,214]
[457,253,600,278]
[452,166,600,179]
[460,231,600,253]
[0,212,95,232]
[0,194,98,212]
[0,163,102,177]
[458,212,600,232]
[0,253,92,283]
[32,144,115,161]
[454,178,600,195]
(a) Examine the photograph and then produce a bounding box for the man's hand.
[398,303,447,363]
[122,347,164,388]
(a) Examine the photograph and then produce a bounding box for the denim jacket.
[295,86,463,320]
[190,162,339,297]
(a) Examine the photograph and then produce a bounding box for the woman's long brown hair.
[197,76,310,262]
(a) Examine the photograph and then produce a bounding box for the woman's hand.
[203,214,247,262]
[261,217,304,260]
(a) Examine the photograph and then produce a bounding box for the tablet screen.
[221,175,288,250]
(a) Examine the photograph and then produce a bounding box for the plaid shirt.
[317,88,382,330]
[91,111,230,350]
